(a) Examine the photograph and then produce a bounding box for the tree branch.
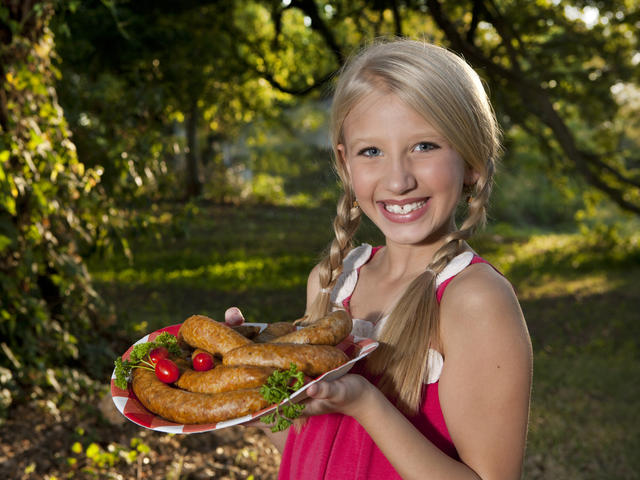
[426,0,640,215]
[391,0,403,37]
[290,0,345,64]
[259,67,337,96]
[580,150,640,189]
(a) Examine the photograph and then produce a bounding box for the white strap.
[330,244,372,306]
[435,251,474,287]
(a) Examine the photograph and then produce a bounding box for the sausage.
[176,365,274,394]
[272,310,352,346]
[232,324,262,339]
[179,315,252,356]
[223,343,349,377]
[131,368,269,424]
[253,322,297,343]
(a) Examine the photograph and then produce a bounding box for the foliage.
[53,0,301,201]
[225,0,640,216]
[66,429,152,477]
[260,363,306,432]
[0,1,114,412]
[51,1,640,217]
[113,331,181,389]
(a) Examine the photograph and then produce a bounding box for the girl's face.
[338,89,477,248]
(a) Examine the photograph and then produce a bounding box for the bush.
[0,4,112,414]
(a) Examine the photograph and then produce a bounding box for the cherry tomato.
[192,352,214,371]
[148,346,169,364]
[155,358,180,383]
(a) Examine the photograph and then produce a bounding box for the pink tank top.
[278,246,490,480]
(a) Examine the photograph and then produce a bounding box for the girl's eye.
[414,142,438,152]
[358,147,382,157]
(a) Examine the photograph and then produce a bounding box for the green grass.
[88,203,640,479]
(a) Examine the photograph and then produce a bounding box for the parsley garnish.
[260,363,306,432]
[113,332,181,390]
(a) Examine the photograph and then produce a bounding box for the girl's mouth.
[383,200,426,214]
[378,198,430,223]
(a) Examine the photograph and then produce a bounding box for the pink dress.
[278,245,491,479]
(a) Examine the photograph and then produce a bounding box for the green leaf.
[260,363,305,432]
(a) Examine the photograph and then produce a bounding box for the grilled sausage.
[176,365,274,394]
[232,324,262,339]
[131,368,269,424]
[272,310,352,346]
[223,343,349,377]
[179,315,252,356]
[253,322,297,343]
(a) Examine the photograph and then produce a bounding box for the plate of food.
[110,312,378,434]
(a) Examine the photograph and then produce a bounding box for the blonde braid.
[305,189,361,322]
[368,163,495,415]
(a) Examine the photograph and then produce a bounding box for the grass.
[88,202,640,479]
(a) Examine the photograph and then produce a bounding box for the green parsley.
[113,332,181,390]
[260,363,306,432]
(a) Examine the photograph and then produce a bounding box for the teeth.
[384,200,425,214]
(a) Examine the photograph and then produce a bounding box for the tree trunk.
[185,98,202,198]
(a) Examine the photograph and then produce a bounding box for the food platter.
[110,322,378,433]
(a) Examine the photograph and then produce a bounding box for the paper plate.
[110,322,378,433]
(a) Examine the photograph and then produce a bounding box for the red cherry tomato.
[192,352,214,371]
[155,358,180,383]
[149,346,169,364]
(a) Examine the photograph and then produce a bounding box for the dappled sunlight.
[93,255,313,292]
[484,229,640,299]
[517,272,621,300]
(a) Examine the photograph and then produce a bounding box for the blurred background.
[1,0,639,478]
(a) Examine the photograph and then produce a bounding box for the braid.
[368,166,495,415]
[306,189,361,322]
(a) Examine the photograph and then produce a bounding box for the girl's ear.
[337,144,351,179]
[464,167,480,187]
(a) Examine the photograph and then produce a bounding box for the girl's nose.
[385,156,417,194]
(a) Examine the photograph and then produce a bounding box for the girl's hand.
[224,307,245,326]
[303,374,374,419]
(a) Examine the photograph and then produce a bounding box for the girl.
[227,38,532,480]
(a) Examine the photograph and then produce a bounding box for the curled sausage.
[176,365,274,394]
[179,315,251,356]
[272,310,352,346]
[253,322,297,343]
[223,343,349,377]
[131,368,269,424]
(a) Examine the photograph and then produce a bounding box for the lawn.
[11,202,636,479]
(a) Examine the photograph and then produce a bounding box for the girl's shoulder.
[442,254,514,303]
[438,258,527,354]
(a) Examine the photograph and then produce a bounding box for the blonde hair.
[307,38,501,414]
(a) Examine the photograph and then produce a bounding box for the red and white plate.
[110,322,378,433]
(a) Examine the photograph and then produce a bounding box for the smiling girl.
[228,38,532,480]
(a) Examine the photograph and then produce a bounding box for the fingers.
[306,380,333,399]
[303,375,372,418]
[224,307,245,326]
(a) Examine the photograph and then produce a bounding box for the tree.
[54,0,295,201]
[242,0,640,215]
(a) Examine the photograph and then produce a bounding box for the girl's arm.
[304,263,532,480]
